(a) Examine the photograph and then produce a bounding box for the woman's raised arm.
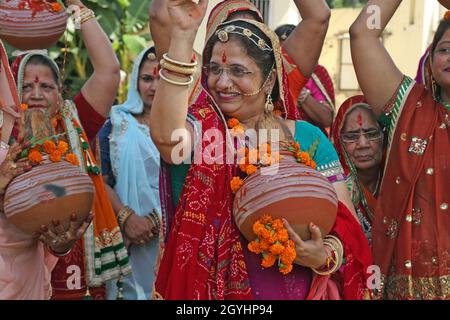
[349,0,404,116]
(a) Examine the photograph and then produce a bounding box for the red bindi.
[153,67,158,77]
[34,76,39,84]
[357,112,363,127]
[222,50,227,63]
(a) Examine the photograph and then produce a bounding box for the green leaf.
[123,35,148,56]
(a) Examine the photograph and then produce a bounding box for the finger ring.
[10,163,17,169]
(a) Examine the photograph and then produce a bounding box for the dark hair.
[274,24,295,41]
[139,46,157,72]
[431,18,450,55]
[226,10,263,23]
[203,20,279,101]
[26,55,60,84]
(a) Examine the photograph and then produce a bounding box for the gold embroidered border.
[382,274,449,300]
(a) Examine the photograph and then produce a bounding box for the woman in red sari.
[150,0,371,300]
[331,96,386,244]
[351,1,449,299]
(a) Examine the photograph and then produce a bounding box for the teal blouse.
[170,120,344,208]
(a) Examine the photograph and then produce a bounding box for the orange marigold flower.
[300,152,310,163]
[247,149,258,164]
[49,150,62,162]
[269,242,285,255]
[276,228,289,243]
[271,219,284,231]
[293,142,300,152]
[261,253,276,268]
[280,246,297,265]
[57,140,69,154]
[445,10,450,22]
[260,214,273,225]
[260,153,272,166]
[230,176,244,194]
[310,160,317,170]
[64,153,80,166]
[259,238,272,251]
[248,241,262,254]
[20,103,28,110]
[51,3,62,12]
[279,263,293,275]
[28,150,43,164]
[273,109,283,117]
[245,164,258,175]
[42,140,56,154]
[252,221,265,236]
[227,118,240,128]
[230,124,245,136]
[239,164,248,173]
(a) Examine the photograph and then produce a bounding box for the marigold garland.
[25,135,79,167]
[248,214,296,275]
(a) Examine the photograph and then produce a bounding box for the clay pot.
[233,153,338,242]
[3,161,94,235]
[0,0,67,50]
[439,0,450,9]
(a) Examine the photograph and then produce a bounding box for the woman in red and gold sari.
[149,0,372,300]
[351,1,449,299]
[331,96,386,244]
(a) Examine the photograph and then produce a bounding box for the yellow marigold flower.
[64,153,80,166]
[42,140,56,154]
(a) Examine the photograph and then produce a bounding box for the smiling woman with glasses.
[332,97,386,245]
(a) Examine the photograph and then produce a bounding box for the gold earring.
[265,94,274,113]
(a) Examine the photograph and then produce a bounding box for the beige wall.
[194,0,445,109]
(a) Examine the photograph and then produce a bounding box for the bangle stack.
[311,235,344,276]
[145,209,161,233]
[159,53,197,86]
[46,245,72,257]
[299,88,311,105]
[117,205,134,230]
[73,7,96,25]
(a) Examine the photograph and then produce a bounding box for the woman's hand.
[0,142,33,195]
[64,0,85,8]
[283,219,328,269]
[35,212,93,255]
[166,0,208,34]
[123,213,156,246]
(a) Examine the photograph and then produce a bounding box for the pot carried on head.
[0,0,67,50]
[439,0,450,9]
[3,160,94,235]
[233,153,338,242]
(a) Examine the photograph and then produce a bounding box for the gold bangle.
[160,59,196,76]
[80,9,95,24]
[163,53,197,68]
[117,205,134,229]
[311,235,343,275]
[159,69,193,86]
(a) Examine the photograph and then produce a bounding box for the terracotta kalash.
[233,151,338,242]
[0,2,94,236]
[0,0,67,50]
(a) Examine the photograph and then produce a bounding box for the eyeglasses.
[203,63,254,80]
[340,129,383,143]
